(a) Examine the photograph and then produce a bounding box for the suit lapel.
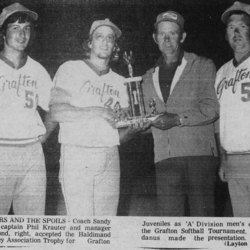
[152,67,164,102]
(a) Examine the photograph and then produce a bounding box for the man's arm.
[39,111,58,144]
[115,107,152,143]
[142,59,219,131]
[152,112,181,130]
[50,103,118,128]
[119,119,152,143]
[178,59,219,127]
[215,128,228,183]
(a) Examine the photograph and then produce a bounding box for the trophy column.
[124,77,146,119]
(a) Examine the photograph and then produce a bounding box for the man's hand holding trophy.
[115,51,161,130]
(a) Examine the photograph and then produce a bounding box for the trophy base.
[116,114,162,128]
[146,114,162,121]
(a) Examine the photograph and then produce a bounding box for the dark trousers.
[156,156,219,217]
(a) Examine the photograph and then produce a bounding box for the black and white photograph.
[0,0,249,249]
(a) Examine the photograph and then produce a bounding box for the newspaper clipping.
[0,0,250,249]
[0,216,250,249]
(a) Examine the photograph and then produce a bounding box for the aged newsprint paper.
[0,0,249,249]
[0,216,250,249]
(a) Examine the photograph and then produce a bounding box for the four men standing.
[0,1,249,217]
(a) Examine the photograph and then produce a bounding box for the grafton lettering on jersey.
[216,68,250,99]
[81,80,121,102]
[0,74,38,96]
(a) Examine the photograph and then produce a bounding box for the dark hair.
[1,12,35,36]
[0,12,35,50]
[82,34,120,61]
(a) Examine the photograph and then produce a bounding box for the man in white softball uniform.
[215,1,250,217]
[50,18,148,216]
[0,3,53,215]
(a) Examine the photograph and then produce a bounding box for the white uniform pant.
[60,145,120,216]
[227,154,250,217]
[0,142,46,215]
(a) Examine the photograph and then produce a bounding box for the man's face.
[4,21,31,52]
[153,21,186,56]
[226,14,250,55]
[89,26,116,60]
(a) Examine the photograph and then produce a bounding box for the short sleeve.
[50,62,75,105]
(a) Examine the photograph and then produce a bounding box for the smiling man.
[0,3,53,215]
[50,18,147,216]
[215,1,250,217]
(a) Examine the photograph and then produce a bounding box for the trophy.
[148,97,158,115]
[115,51,160,128]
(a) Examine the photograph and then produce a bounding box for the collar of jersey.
[233,50,250,68]
[0,52,27,70]
[83,59,110,76]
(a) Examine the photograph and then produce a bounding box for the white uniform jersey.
[215,56,250,153]
[52,60,129,148]
[0,56,53,144]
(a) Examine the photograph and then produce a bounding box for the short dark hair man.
[142,11,219,216]
[215,1,250,217]
[0,3,53,215]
